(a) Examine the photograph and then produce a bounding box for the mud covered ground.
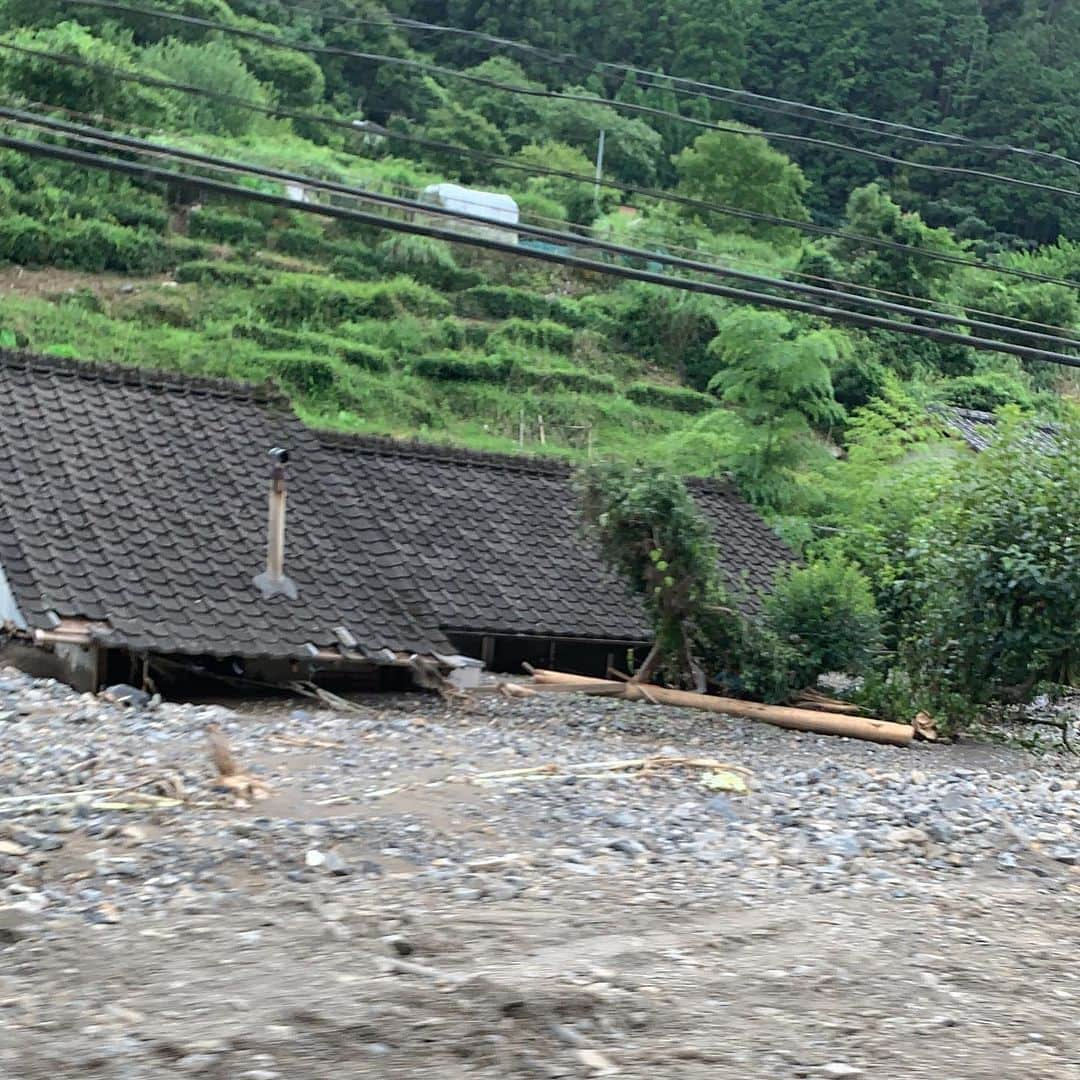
[2,669,1080,1078]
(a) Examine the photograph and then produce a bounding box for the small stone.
[305,850,326,868]
[705,795,739,821]
[240,1072,281,1080]
[323,851,350,876]
[0,906,40,943]
[608,838,646,857]
[819,1064,864,1078]
[175,1053,219,1073]
[385,935,414,957]
[1049,847,1078,866]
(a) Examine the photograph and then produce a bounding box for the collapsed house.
[0,350,794,691]
[935,405,1060,454]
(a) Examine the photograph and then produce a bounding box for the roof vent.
[253,447,298,600]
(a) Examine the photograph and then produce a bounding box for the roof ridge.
[314,430,576,477]
[0,347,288,405]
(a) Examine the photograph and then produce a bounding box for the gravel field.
[3,665,1080,1079]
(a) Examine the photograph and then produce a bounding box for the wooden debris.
[529,670,915,747]
[269,733,344,750]
[206,723,271,800]
[497,681,537,700]
[365,755,751,798]
[793,688,868,716]
[913,711,939,741]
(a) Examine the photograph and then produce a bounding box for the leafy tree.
[142,39,270,136]
[673,125,810,245]
[766,556,882,686]
[502,142,610,225]
[705,309,844,509]
[0,21,176,126]
[899,409,1080,727]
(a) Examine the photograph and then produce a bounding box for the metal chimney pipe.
[253,447,298,600]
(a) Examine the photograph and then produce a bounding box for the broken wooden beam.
[529,670,914,747]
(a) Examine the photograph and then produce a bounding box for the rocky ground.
[3,666,1080,1079]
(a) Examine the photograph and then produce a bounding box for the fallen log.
[529,670,913,747]
[793,697,867,716]
[793,688,867,715]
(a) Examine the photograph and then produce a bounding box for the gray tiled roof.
[936,406,1060,454]
[0,350,794,659]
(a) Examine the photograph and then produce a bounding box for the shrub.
[340,343,391,372]
[188,209,266,245]
[327,255,380,281]
[765,557,882,688]
[626,381,716,414]
[489,317,575,354]
[376,235,484,292]
[939,372,1033,412]
[264,350,337,397]
[109,201,169,232]
[165,238,214,264]
[175,260,272,286]
[259,273,449,326]
[0,213,53,264]
[455,284,585,326]
[897,411,1079,729]
[53,220,165,273]
[527,369,618,394]
[114,290,196,328]
[412,352,517,382]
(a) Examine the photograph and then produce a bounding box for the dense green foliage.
[0,0,1076,728]
[899,413,1079,728]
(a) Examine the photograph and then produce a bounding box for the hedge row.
[257,273,450,326]
[175,261,273,287]
[454,285,586,327]
[0,214,169,273]
[232,322,392,373]
[625,381,717,414]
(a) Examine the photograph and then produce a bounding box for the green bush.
[165,238,214,265]
[898,412,1079,729]
[527,369,618,394]
[455,284,585,326]
[53,220,165,273]
[412,351,517,382]
[0,213,53,264]
[264,350,338,397]
[489,317,575,354]
[114,290,196,328]
[939,372,1033,412]
[326,255,381,281]
[189,209,266,245]
[109,201,169,232]
[175,260,272,286]
[626,381,716,414]
[765,557,882,687]
[340,343,391,372]
[259,273,449,326]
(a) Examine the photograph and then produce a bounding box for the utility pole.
[594,128,605,215]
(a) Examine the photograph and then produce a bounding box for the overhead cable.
[60,0,1080,202]
[2,129,1078,368]
[1,40,1075,296]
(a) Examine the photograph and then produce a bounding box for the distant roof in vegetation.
[0,351,793,661]
[937,406,1060,454]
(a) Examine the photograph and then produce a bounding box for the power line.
[2,42,1075,297]
[291,5,1080,175]
[2,127,1078,368]
[62,0,1080,202]
[7,105,1079,352]
[17,95,1080,343]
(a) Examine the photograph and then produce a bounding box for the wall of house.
[0,562,26,629]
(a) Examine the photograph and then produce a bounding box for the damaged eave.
[32,618,111,647]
